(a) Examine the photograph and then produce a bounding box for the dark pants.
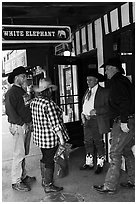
[40,146,58,169]
[104,117,135,190]
[83,118,105,157]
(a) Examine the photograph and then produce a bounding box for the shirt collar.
[89,84,98,94]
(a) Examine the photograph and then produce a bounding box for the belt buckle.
[128,114,134,119]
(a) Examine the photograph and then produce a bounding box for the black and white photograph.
[2,1,135,202]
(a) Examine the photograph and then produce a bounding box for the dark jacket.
[108,72,135,123]
[5,85,32,125]
[82,85,110,134]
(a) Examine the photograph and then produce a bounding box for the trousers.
[40,146,58,169]
[83,118,105,157]
[104,117,135,190]
[9,123,32,184]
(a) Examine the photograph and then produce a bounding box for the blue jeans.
[9,123,32,184]
[104,117,135,190]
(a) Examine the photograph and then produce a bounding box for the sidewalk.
[2,115,135,202]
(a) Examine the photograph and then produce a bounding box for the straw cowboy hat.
[33,78,57,92]
[100,57,125,74]
[87,69,106,82]
[8,66,26,84]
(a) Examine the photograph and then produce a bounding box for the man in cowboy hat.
[80,69,110,174]
[93,57,135,194]
[5,66,36,192]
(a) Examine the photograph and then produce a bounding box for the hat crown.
[86,69,106,82]
[8,66,26,84]
[13,66,26,75]
[106,58,121,66]
[39,78,52,89]
[100,57,125,74]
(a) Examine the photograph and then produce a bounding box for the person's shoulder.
[98,85,108,91]
[118,74,132,86]
[5,85,15,95]
[98,85,110,95]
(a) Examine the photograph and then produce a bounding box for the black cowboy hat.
[8,66,26,84]
[87,69,106,82]
[100,57,125,74]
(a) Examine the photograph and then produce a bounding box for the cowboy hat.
[33,78,57,92]
[8,66,26,84]
[87,69,106,82]
[100,57,125,74]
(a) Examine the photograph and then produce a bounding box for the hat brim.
[34,84,57,92]
[87,73,106,82]
[100,63,125,74]
[97,74,106,82]
[8,74,14,84]
[100,63,106,68]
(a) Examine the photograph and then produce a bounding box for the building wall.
[73,2,135,72]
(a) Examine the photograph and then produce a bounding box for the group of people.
[81,58,135,194]
[4,57,135,195]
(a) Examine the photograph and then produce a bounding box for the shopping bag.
[54,143,72,178]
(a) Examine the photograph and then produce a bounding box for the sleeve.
[17,96,32,123]
[5,93,24,125]
[111,77,132,123]
[116,82,131,123]
[95,88,110,115]
[44,101,63,134]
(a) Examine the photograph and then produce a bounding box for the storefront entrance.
[51,51,98,147]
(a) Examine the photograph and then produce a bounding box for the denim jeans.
[104,117,135,190]
[9,123,32,184]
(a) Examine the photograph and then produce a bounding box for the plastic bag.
[54,143,72,178]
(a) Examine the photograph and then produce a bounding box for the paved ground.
[2,115,135,202]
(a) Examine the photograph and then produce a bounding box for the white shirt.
[82,84,98,116]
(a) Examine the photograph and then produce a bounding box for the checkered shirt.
[30,96,69,148]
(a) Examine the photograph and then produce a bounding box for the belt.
[114,114,135,123]
[85,115,97,120]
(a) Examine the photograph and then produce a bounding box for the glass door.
[58,64,79,123]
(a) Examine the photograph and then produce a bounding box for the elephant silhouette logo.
[58,30,66,38]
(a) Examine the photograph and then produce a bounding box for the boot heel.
[44,183,63,193]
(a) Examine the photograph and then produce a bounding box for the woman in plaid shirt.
[30,78,69,193]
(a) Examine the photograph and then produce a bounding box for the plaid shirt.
[30,96,69,148]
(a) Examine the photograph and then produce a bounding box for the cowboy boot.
[40,163,63,193]
[80,153,94,170]
[40,160,46,187]
[95,156,105,174]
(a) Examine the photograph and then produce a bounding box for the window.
[58,64,79,123]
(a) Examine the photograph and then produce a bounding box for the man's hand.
[57,130,65,146]
[120,123,129,133]
[81,113,86,125]
[90,109,96,116]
